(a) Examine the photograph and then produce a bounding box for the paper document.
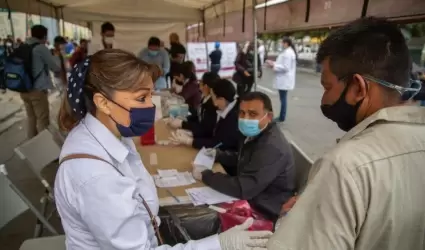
[193,147,215,170]
[157,169,178,178]
[153,171,196,188]
[185,187,238,206]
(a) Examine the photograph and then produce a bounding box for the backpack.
[3,43,41,92]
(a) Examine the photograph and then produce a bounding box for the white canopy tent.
[1,0,263,47]
[1,0,262,85]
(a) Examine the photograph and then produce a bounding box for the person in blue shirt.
[138,36,170,90]
[209,42,222,74]
[64,37,75,55]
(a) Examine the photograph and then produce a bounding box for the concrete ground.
[0,68,344,249]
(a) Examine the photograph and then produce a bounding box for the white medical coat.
[272,47,296,91]
[54,113,221,250]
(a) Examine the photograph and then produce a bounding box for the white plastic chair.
[290,141,313,192]
[20,235,66,250]
[14,129,62,237]
[0,164,58,235]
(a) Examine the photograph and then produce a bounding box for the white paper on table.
[185,187,238,206]
[153,171,196,188]
[152,95,163,120]
[157,169,178,178]
[193,147,215,170]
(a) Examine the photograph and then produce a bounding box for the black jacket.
[182,96,217,137]
[202,122,295,221]
[191,101,239,151]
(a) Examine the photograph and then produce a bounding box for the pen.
[166,188,180,203]
[212,142,223,149]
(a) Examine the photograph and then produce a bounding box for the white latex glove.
[168,118,183,129]
[218,218,272,250]
[175,84,183,94]
[176,129,193,137]
[192,164,208,181]
[169,131,193,146]
[172,79,183,94]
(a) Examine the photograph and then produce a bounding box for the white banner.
[187,42,237,79]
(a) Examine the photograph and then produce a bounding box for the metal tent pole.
[5,0,15,40]
[252,0,258,90]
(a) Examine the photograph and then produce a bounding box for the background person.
[233,42,262,97]
[209,42,222,74]
[268,17,425,250]
[55,49,271,250]
[69,39,88,67]
[170,61,201,115]
[194,92,295,221]
[168,33,186,85]
[52,36,69,94]
[170,79,240,152]
[21,25,61,139]
[166,72,219,138]
[88,22,115,55]
[138,36,170,90]
[266,37,297,123]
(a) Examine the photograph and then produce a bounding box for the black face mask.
[320,85,364,132]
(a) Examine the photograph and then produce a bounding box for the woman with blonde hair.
[55,49,271,250]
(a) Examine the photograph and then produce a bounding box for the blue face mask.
[148,50,159,57]
[238,114,267,137]
[109,99,156,137]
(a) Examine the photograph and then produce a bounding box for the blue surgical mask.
[148,50,159,57]
[238,114,267,137]
[109,98,156,137]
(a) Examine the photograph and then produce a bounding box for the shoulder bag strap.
[60,154,164,245]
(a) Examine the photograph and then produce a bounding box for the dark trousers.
[278,90,288,122]
[210,64,221,74]
[236,76,254,97]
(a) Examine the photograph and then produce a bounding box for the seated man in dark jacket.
[170,79,239,152]
[193,92,295,221]
[166,72,219,137]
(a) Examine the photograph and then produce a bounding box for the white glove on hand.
[169,131,193,146]
[168,118,183,129]
[218,218,272,250]
[175,84,183,94]
[176,129,193,137]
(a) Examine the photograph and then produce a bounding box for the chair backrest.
[290,141,313,192]
[0,165,29,229]
[20,235,66,250]
[14,129,61,177]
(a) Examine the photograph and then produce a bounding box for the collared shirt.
[26,37,61,90]
[217,99,237,122]
[268,106,425,250]
[54,113,220,250]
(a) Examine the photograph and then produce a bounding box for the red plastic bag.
[140,127,155,145]
[218,200,273,232]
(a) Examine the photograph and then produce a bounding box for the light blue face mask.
[148,50,159,57]
[238,114,268,137]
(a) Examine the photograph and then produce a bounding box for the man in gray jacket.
[193,92,295,221]
[21,25,61,138]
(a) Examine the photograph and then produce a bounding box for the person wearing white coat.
[54,49,271,250]
[266,38,297,122]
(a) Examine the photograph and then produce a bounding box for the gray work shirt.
[269,106,425,250]
[26,37,61,90]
